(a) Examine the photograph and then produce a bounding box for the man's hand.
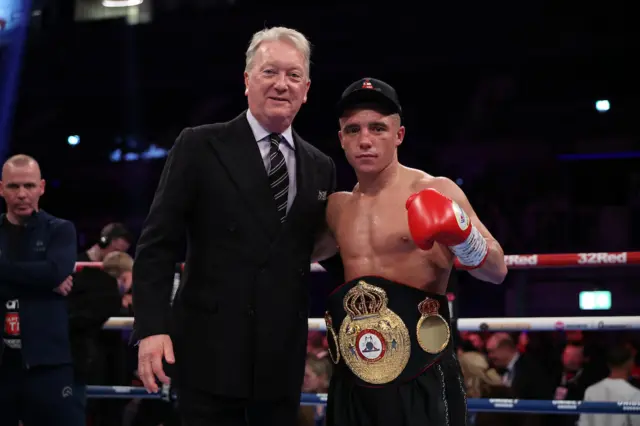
[122,294,133,309]
[138,334,175,393]
[53,275,73,296]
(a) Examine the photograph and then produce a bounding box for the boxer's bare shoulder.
[333,167,454,294]
[407,169,466,204]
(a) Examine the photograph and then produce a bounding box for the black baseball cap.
[336,77,402,118]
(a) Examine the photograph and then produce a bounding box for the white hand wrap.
[450,226,488,268]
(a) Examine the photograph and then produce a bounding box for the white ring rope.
[103,315,640,332]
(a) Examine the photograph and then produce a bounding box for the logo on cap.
[362,79,374,89]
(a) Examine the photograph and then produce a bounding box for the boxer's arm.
[311,193,342,263]
[430,178,508,284]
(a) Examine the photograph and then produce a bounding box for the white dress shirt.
[578,378,640,426]
[246,109,297,213]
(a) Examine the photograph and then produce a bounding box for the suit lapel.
[208,112,281,239]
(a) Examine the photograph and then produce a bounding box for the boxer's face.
[244,40,310,133]
[0,162,45,223]
[338,109,405,175]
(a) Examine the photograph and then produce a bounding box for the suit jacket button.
[298,268,305,277]
[228,222,236,232]
[248,307,255,316]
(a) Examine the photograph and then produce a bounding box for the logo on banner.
[504,255,538,266]
[4,312,19,335]
[577,252,627,265]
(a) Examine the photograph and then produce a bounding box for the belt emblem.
[338,281,410,384]
[416,297,450,354]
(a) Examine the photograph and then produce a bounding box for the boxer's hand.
[53,276,73,296]
[406,188,488,268]
[138,334,175,393]
[406,189,472,249]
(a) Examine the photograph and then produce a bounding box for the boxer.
[320,78,508,426]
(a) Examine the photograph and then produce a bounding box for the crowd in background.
[456,329,640,426]
[300,329,640,426]
[466,165,640,255]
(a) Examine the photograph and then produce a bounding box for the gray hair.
[244,26,312,78]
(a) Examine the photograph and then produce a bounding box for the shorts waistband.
[325,276,453,387]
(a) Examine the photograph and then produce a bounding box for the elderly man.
[133,27,337,426]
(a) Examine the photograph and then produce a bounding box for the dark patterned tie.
[268,133,289,223]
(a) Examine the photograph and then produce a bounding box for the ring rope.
[84,386,640,414]
[75,250,640,273]
[102,315,640,332]
[90,253,640,413]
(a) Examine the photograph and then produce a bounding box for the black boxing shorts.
[323,276,468,426]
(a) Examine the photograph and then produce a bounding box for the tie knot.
[269,133,281,148]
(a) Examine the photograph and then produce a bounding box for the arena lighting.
[102,0,143,7]
[595,99,610,112]
[579,291,612,310]
[67,135,80,146]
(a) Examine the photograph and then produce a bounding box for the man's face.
[109,237,130,254]
[302,364,325,393]
[562,346,584,372]
[244,40,310,132]
[486,340,513,369]
[0,163,45,221]
[338,108,404,175]
[118,271,133,294]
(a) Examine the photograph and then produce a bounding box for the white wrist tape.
[450,226,488,267]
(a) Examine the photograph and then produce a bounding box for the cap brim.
[336,89,400,118]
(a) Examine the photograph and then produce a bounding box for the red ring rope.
[74,251,640,272]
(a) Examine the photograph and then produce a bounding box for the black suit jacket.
[511,354,555,400]
[132,111,336,399]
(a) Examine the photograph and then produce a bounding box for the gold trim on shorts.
[416,297,451,354]
[338,281,411,385]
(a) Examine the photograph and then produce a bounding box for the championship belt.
[337,280,411,385]
[416,297,450,354]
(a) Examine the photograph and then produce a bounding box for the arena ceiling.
[8,0,636,163]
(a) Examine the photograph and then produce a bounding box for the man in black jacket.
[0,154,82,425]
[132,26,336,426]
[486,332,555,399]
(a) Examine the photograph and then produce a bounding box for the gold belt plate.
[337,281,411,385]
[416,297,450,354]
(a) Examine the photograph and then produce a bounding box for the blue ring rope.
[85,386,640,414]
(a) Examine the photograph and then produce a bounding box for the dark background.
[1,0,638,319]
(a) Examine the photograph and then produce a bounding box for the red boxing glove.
[406,189,488,269]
